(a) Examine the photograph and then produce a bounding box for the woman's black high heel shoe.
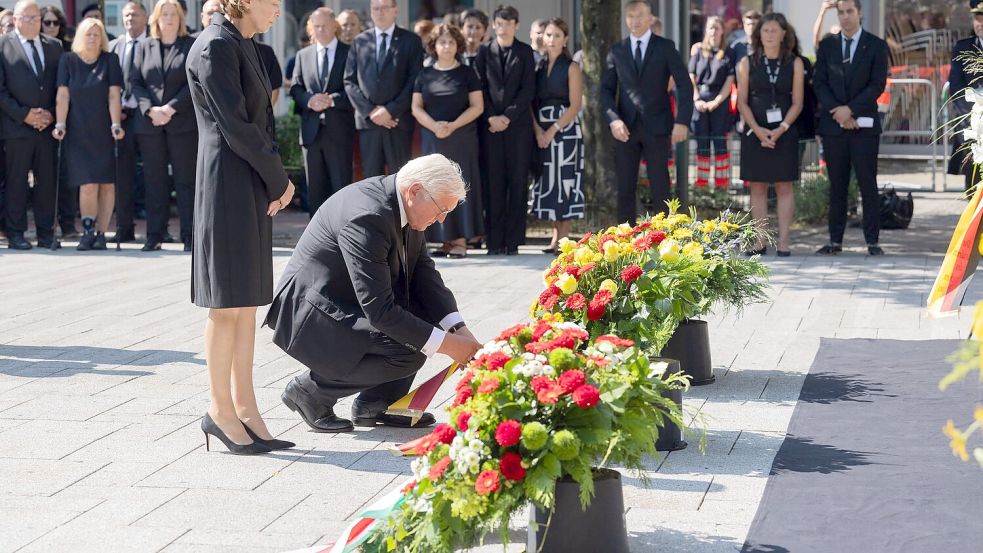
[241,420,295,451]
[201,413,272,455]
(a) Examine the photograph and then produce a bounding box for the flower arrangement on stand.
[360,317,689,553]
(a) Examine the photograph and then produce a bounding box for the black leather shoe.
[816,243,842,255]
[8,235,32,250]
[114,227,135,243]
[37,236,61,250]
[142,237,163,251]
[77,231,96,251]
[867,244,884,256]
[506,247,519,256]
[201,413,272,455]
[91,232,107,250]
[241,420,295,450]
[281,379,354,433]
[487,247,505,255]
[351,399,436,428]
[183,239,192,252]
[162,233,176,243]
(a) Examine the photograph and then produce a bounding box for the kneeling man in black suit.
[266,153,483,432]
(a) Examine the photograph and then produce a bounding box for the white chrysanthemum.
[595,340,616,354]
[411,458,429,480]
[475,340,509,358]
[513,380,528,393]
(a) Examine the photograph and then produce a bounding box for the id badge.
[766,108,783,124]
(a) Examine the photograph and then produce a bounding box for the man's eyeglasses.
[423,189,453,215]
[42,19,59,26]
[15,15,40,23]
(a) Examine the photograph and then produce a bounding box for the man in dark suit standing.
[344,0,423,177]
[266,154,483,432]
[813,0,888,256]
[602,0,692,225]
[290,7,354,215]
[0,0,62,250]
[947,0,983,191]
[474,5,535,256]
[108,1,148,244]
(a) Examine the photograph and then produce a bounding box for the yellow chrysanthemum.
[558,237,576,254]
[599,279,618,295]
[719,222,739,233]
[701,220,717,233]
[603,246,620,262]
[556,273,578,295]
[574,246,594,265]
[944,420,970,462]
[683,242,704,258]
[674,228,694,240]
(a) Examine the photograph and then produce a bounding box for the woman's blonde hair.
[72,17,109,54]
[701,16,725,60]
[150,0,188,39]
[219,0,246,20]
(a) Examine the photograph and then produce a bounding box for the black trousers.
[4,134,57,239]
[304,127,354,216]
[138,130,198,241]
[359,127,412,177]
[823,132,880,245]
[483,123,533,250]
[55,144,76,232]
[113,113,139,232]
[693,105,730,156]
[615,125,671,224]
[300,331,427,408]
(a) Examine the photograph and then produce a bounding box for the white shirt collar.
[316,38,337,52]
[126,30,145,43]
[375,24,396,39]
[842,27,863,42]
[396,187,407,228]
[16,31,39,46]
[629,29,652,47]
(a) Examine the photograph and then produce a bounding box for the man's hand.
[830,105,852,125]
[671,123,689,145]
[841,117,860,130]
[24,108,50,131]
[488,115,509,133]
[439,332,482,365]
[308,93,334,112]
[149,107,172,127]
[370,106,397,128]
[610,119,630,142]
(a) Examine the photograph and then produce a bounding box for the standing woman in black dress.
[187,0,295,454]
[530,18,584,252]
[737,13,803,256]
[131,0,197,252]
[411,23,484,259]
[52,18,125,251]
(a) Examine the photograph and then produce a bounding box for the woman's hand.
[434,121,453,139]
[753,126,776,149]
[267,180,296,216]
[695,99,706,112]
[537,127,555,149]
[112,124,125,141]
[52,124,66,140]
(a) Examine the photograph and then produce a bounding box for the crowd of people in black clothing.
[0,0,889,258]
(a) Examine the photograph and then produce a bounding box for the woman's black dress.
[415,63,483,243]
[57,51,123,188]
[740,55,800,183]
[530,55,584,221]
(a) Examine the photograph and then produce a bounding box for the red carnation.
[591,289,613,307]
[456,369,475,391]
[572,384,601,409]
[428,456,452,480]
[565,293,587,310]
[634,221,652,232]
[576,232,593,246]
[495,420,522,447]
[648,230,667,245]
[565,327,590,341]
[633,234,654,252]
[474,469,501,495]
[595,335,636,348]
[452,387,472,407]
[559,369,586,393]
[536,380,565,404]
[530,376,551,393]
[538,286,561,306]
[484,351,510,371]
[478,377,500,394]
[563,265,581,278]
[499,452,527,481]
[456,411,472,431]
[544,264,561,279]
[576,262,597,278]
[433,423,457,444]
[413,433,441,455]
[621,264,643,283]
[496,323,527,341]
[531,320,554,341]
[541,294,559,310]
[586,302,606,321]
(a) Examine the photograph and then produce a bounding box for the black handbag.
[879,187,914,230]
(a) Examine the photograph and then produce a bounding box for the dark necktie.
[28,39,43,77]
[378,32,388,68]
[319,46,330,89]
[634,40,642,73]
[843,37,853,66]
[501,46,511,69]
[124,40,136,81]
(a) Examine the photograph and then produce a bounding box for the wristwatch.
[448,321,467,334]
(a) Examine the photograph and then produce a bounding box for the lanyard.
[764,58,781,107]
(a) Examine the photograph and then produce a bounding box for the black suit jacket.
[0,33,62,139]
[130,36,196,135]
[474,38,536,127]
[265,175,458,375]
[948,37,983,122]
[343,27,424,131]
[601,35,693,134]
[108,31,148,102]
[813,30,888,136]
[289,41,354,147]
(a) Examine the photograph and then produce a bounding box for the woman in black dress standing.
[689,16,734,189]
[530,18,584,253]
[131,0,197,252]
[411,23,484,259]
[52,18,125,251]
[737,13,803,257]
[187,0,295,454]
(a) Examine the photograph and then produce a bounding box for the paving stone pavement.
[0,192,978,553]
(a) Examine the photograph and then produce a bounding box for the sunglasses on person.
[42,19,60,27]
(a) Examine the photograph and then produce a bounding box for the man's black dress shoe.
[867,244,884,256]
[506,247,519,256]
[351,399,436,428]
[8,235,32,250]
[281,379,354,433]
[241,420,295,450]
[487,247,505,255]
[37,236,61,250]
[183,239,193,252]
[816,243,842,255]
[142,237,163,251]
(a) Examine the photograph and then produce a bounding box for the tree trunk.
[579,0,621,228]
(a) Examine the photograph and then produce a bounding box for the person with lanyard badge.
[689,16,734,189]
[947,0,983,191]
[736,12,804,257]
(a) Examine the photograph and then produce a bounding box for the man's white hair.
[396,154,467,202]
[13,0,38,15]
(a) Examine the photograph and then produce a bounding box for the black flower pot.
[649,357,688,452]
[529,468,629,553]
[662,319,715,385]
